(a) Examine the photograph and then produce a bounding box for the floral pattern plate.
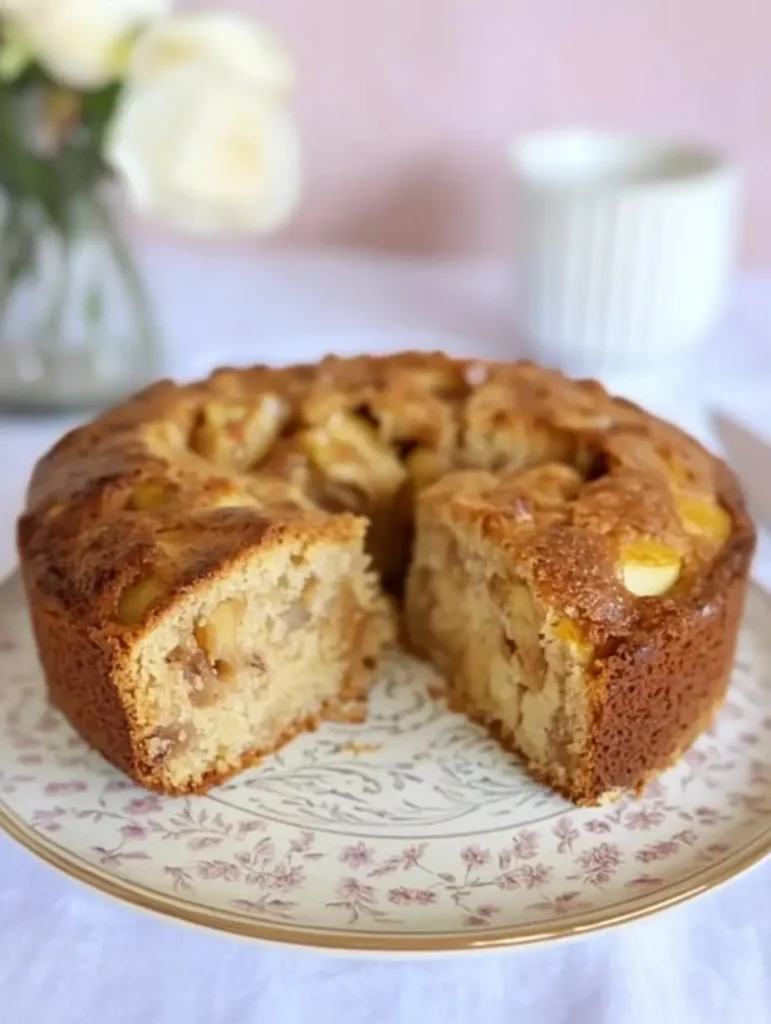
[1,571,770,955]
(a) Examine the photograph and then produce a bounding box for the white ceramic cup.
[510,129,741,374]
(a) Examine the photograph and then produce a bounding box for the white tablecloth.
[1,248,770,1024]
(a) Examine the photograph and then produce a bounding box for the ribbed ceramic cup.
[510,130,741,374]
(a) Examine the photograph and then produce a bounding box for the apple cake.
[17,354,755,803]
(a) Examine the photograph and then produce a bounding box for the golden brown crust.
[582,511,753,802]
[17,352,756,802]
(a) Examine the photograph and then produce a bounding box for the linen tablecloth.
[1,247,770,1024]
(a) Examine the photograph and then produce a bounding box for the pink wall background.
[184,0,771,262]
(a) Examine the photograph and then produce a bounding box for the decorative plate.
[1,572,770,955]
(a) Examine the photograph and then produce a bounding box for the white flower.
[106,66,301,235]
[129,12,294,100]
[5,0,170,90]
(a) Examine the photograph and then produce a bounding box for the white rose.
[129,12,294,100]
[106,66,301,235]
[6,0,170,90]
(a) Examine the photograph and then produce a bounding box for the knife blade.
[712,411,771,532]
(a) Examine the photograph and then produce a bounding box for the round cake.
[17,353,756,804]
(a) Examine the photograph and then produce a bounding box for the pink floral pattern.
[339,841,375,869]
[0,573,770,944]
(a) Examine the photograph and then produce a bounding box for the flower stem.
[90,190,159,373]
[34,224,70,352]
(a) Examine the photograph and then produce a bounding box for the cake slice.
[405,463,746,804]
[21,503,393,794]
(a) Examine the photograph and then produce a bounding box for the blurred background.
[0,0,767,411]
[176,0,770,262]
[0,0,768,413]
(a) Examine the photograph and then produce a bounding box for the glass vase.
[0,186,162,412]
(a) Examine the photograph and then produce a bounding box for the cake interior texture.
[406,475,592,798]
[17,353,755,802]
[129,528,387,791]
